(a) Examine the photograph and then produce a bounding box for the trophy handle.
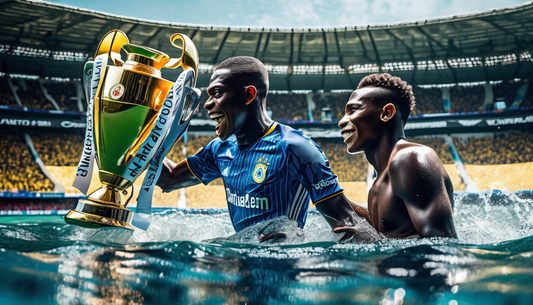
[164,34,199,86]
[94,29,129,67]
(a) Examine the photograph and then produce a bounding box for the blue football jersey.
[186,122,343,232]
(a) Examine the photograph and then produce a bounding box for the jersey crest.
[252,156,269,183]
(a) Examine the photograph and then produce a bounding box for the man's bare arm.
[316,193,371,224]
[156,158,201,193]
[389,147,457,238]
[316,193,380,242]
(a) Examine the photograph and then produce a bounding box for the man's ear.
[244,86,257,105]
[381,103,396,122]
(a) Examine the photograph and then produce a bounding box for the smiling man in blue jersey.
[157,56,373,242]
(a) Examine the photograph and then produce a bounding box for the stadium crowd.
[492,80,523,108]
[0,76,17,107]
[267,93,308,121]
[449,85,486,113]
[453,131,533,164]
[30,130,83,166]
[42,81,80,112]
[16,78,55,110]
[314,139,369,182]
[0,131,54,192]
[2,76,533,119]
[412,87,445,115]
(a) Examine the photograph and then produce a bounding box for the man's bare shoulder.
[390,141,441,171]
[388,141,445,191]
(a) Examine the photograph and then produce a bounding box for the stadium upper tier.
[0,0,532,90]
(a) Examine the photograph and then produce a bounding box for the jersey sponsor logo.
[312,177,338,191]
[252,156,269,183]
[226,189,269,210]
[110,83,125,100]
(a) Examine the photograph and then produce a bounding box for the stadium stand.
[42,80,79,112]
[311,92,350,121]
[453,132,533,165]
[314,138,368,182]
[0,130,54,192]
[15,78,55,110]
[30,130,83,166]
[492,80,522,108]
[2,76,533,118]
[0,76,17,106]
[412,87,445,115]
[267,92,308,121]
[521,79,533,109]
[453,132,533,191]
[450,85,486,113]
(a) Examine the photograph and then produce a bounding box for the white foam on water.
[3,192,532,248]
[454,191,533,244]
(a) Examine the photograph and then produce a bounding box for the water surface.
[1,191,533,304]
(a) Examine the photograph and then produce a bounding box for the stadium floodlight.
[382,61,415,72]
[348,63,380,74]
[331,89,354,93]
[291,90,313,94]
[0,44,86,61]
[265,65,289,74]
[519,51,532,61]
[10,74,39,80]
[293,65,323,74]
[198,63,214,74]
[325,65,345,74]
[485,54,517,66]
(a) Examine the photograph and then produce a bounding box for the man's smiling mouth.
[210,113,225,124]
[210,113,225,134]
[342,130,354,140]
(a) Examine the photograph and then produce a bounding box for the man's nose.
[204,97,214,110]
[338,115,349,128]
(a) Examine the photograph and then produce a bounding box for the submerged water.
[1,191,533,304]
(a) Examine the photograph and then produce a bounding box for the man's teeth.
[342,131,353,140]
[210,113,224,124]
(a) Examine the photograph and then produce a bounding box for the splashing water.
[1,192,533,305]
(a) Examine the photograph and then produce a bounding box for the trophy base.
[64,198,135,230]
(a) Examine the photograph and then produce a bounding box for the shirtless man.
[337,73,457,239]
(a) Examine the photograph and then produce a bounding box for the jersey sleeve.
[286,138,343,204]
[186,140,222,185]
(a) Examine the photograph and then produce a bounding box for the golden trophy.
[66,30,201,230]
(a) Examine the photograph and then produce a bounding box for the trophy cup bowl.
[65,30,200,230]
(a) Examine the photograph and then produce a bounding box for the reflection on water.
[1,192,533,304]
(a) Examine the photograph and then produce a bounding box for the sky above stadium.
[44,0,530,28]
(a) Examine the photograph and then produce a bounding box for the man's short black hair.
[216,56,269,101]
[357,73,415,124]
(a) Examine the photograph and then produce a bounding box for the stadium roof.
[1,0,533,90]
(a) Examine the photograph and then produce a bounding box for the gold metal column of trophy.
[65,30,200,230]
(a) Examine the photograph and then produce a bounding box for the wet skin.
[337,87,457,239]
